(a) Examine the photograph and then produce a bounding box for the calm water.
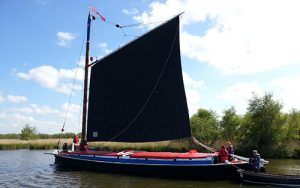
[0,150,299,188]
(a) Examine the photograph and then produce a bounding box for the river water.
[0,150,299,188]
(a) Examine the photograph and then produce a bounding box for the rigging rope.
[93,16,140,39]
[93,15,166,29]
[90,7,168,44]
[57,29,86,149]
[120,20,166,28]
[91,19,98,61]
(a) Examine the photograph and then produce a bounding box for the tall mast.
[81,13,91,145]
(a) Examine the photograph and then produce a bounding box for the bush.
[20,124,37,140]
[293,148,300,158]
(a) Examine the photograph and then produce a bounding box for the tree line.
[191,93,300,158]
[1,92,299,158]
[0,124,76,140]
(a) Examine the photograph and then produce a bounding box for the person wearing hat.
[249,150,261,172]
[226,141,234,161]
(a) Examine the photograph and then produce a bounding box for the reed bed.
[0,139,70,150]
[89,140,190,152]
[0,138,190,152]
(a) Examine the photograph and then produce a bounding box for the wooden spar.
[81,13,91,146]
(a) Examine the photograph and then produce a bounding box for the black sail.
[87,15,191,142]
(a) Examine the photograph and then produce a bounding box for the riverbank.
[0,139,70,150]
[0,139,190,151]
[1,139,299,159]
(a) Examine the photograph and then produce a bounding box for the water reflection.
[53,164,252,188]
[266,159,300,175]
[0,150,299,188]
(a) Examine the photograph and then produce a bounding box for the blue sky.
[1,0,300,134]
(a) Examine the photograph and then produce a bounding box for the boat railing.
[231,154,269,165]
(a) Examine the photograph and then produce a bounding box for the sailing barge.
[54,12,250,179]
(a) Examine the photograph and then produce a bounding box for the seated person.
[62,142,69,152]
[79,140,88,151]
[249,150,262,172]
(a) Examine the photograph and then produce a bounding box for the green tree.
[20,124,37,140]
[190,108,220,145]
[285,109,300,141]
[220,106,241,142]
[240,93,286,156]
[283,109,300,157]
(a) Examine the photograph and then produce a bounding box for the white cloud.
[1,102,82,133]
[0,94,28,104]
[56,83,82,95]
[185,89,201,116]
[0,112,6,118]
[16,72,31,80]
[183,71,204,89]
[271,75,300,112]
[17,66,59,88]
[59,68,82,80]
[11,107,33,113]
[30,104,60,114]
[134,0,300,74]
[7,95,28,103]
[62,103,81,113]
[0,95,5,103]
[123,8,138,15]
[0,112,34,133]
[218,82,264,101]
[9,113,36,125]
[134,0,186,27]
[97,42,113,57]
[133,0,231,28]
[98,42,107,48]
[56,32,77,47]
[182,71,204,116]
[16,65,83,95]
[77,56,85,67]
[0,112,53,133]
[10,104,59,114]
[218,82,264,113]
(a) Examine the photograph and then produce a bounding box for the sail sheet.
[87,15,191,142]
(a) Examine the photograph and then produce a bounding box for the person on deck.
[72,134,79,151]
[218,145,228,163]
[62,142,68,152]
[249,150,261,172]
[79,140,88,151]
[226,142,234,161]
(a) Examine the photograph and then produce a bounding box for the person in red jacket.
[218,145,228,163]
[72,134,79,151]
[73,134,79,145]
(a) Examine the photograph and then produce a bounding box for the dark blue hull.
[54,153,250,179]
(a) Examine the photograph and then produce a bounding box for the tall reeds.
[0,139,191,152]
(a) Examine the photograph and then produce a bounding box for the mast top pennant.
[89,6,106,22]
